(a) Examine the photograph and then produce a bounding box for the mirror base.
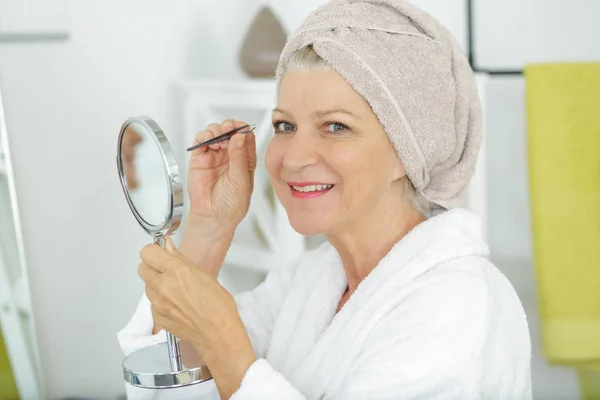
[123,342,213,389]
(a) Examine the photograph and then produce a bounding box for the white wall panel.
[473,0,600,70]
[410,0,468,53]
[484,76,536,294]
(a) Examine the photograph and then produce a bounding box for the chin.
[287,214,329,236]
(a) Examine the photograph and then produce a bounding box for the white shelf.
[0,0,70,34]
[0,33,69,43]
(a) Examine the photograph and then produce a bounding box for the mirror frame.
[116,116,183,238]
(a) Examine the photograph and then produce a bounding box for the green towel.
[525,62,600,398]
[580,367,600,400]
[0,328,19,399]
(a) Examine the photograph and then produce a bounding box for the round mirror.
[116,116,183,238]
[122,122,170,226]
[116,116,210,389]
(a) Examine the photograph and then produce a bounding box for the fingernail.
[236,133,246,148]
[223,121,234,128]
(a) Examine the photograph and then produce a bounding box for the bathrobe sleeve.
[232,259,302,357]
[229,263,510,400]
[117,258,302,399]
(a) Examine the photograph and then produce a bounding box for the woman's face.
[266,68,406,236]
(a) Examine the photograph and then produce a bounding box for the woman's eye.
[273,121,296,134]
[325,122,348,133]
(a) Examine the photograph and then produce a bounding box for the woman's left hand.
[138,237,250,358]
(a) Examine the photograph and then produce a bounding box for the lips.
[291,183,333,192]
[287,181,335,198]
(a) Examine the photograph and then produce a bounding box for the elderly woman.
[118,1,532,399]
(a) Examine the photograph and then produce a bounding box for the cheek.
[265,138,282,178]
[329,142,371,182]
[333,144,388,197]
[265,138,289,198]
[324,144,368,203]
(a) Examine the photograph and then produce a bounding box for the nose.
[282,130,319,172]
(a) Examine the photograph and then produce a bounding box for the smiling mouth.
[290,184,335,193]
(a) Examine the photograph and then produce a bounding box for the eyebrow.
[272,108,358,119]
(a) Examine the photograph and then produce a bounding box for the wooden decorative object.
[239,6,287,78]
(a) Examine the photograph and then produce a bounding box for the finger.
[219,139,228,150]
[221,120,249,130]
[245,131,257,175]
[206,123,226,150]
[151,304,165,326]
[242,130,257,192]
[165,237,186,261]
[139,244,170,273]
[152,312,170,334]
[218,120,249,150]
[221,118,236,127]
[218,120,234,150]
[227,131,255,187]
[138,262,161,288]
[152,306,189,338]
[191,133,210,153]
[227,132,247,183]
[145,285,160,304]
[196,123,222,143]
[192,123,222,153]
[191,121,248,152]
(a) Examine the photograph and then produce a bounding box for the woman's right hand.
[187,119,257,232]
[150,120,256,334]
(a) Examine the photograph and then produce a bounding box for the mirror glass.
[121,122,171,227]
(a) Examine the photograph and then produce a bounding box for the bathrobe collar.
[266,208,489,397]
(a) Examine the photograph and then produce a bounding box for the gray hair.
[278,45,432,215]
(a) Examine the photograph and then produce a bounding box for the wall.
[0,1,259,397]
[473,0,600,69]
[0,0,598,399]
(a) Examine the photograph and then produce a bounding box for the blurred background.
[0,0,598,399]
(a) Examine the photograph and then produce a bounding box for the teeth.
[292,184,333,193]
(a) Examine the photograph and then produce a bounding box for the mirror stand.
[117,116,212,389]
[122,340,211,389]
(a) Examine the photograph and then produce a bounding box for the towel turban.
[275,0,483,210]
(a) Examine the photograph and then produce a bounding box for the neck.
[325,197,426,295]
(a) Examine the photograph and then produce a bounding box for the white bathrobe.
[118,208,532,399]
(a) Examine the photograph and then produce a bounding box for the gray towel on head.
[275,0,482,210]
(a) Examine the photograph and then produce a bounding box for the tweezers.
[186,124,256,151]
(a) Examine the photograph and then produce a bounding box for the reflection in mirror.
[121,122,171,227]
[0,84,43,398]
